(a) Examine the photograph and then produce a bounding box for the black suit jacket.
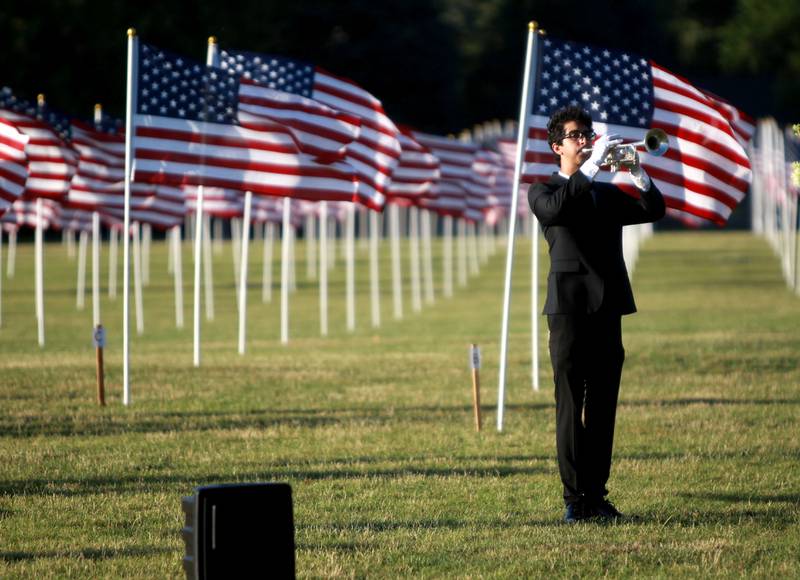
[528,170,665,315]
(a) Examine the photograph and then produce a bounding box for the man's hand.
[627,151,652,191]
[586,133,622,168]
[579,133,623,180]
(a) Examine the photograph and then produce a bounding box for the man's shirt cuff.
[579,160,600,180]
[630,168,651,191]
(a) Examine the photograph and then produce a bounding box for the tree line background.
[1,0,797,134]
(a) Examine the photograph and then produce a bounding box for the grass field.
[1,230,798,578]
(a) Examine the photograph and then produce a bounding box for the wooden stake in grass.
[470,344,482,431]
[93,325,106,406]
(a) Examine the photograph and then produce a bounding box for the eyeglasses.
[561,130,595,142]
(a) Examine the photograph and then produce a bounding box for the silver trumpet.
[582,128,669,172]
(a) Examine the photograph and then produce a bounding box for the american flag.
[1,198,61,229]
[472,145,518,225]
[236,77,361,162]
[496,138,529,218]
[0,118,29,217]
[59,206,95,233]
[219,49,402,210]
[385,127,441,206]
[411,131,476,219]
[251,195,290,225]
[68,118,186,230]
[183,187,300,226]
[183,186,243,219]
[133,43,358,204]
[0,87,78,201]
[104,190,185,230]
[524,37,753,225]
[68,119,125,215]
[702,90,755,149]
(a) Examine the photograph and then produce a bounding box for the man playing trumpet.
[528,105,666,523]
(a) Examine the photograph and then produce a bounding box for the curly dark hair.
[546,106,593,148]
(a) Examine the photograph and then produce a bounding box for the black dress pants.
[547,308,625,504]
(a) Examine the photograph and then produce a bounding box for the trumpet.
[582,128,669,172]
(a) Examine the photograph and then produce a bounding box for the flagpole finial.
[127,28,136,38]
[208,36,218,45]
[37,94,45,107]
[529,21,538,32]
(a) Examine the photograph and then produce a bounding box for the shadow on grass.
[4,398,797,439]
[678,491,800,504]
[298,516,566,534]
[0,462,548,497]
[643,507,797,529]
[620,397,800,408]
[297,508,794,550]
[298,505,800,536]
[0,546,174,562]
[0,402,553,439]
[297,541,366,553]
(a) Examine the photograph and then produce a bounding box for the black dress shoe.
[592,498,624,520]
[564,500,591,523]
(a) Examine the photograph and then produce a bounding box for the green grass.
[1,230,798,577]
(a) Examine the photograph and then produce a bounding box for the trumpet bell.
[643,128,669,156]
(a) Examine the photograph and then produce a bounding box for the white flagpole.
[262,222,274,303]
[132,222,144,335]
[497,22,540,431]
[346,203,356,331]
[232,217,242,294]
[443,215,453,298]
[66,229,75,259]
[122,28,138,404]
[192,200,206,366]
[478,222,489,265]
[409,206,422,312]
[319,201,329,336]
[238,191,252,354]
[369,209,381,328]
[35,199,45,346]
[142,223,151,286]
[172,225,184,328]
[92,212,101,327]
[531,212,540,391]
[35,95,55,345]
[457,218,468,287]
[280,197,291,343]
[289,220,297,292]
[6,227,16,279]
[328,213,336,269]
[306,213,316,280]
[186,214,194,245]
[167,224,174,274]
[339,210,348,261]
[468,221,480,276]
[213,217,223,255]
[202,212,214,321]
[421,209,435,304]
[92,102,102,326]
[192,37,219,367]
[359,206,369,251]
[77,229,88,310]
[390,203,403,319]
[0,229,3,327]
[108,226,118,298]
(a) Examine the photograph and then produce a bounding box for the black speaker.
[182,483,295,579]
